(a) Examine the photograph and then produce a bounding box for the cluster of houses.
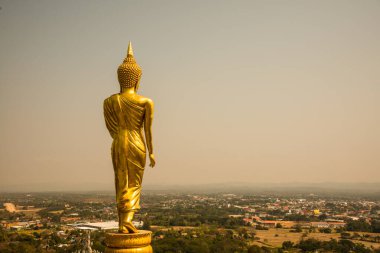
[242,215,346,229]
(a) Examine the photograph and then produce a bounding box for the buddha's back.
[103,42,155,234]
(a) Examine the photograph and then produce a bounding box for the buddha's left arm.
[144,99,155,167]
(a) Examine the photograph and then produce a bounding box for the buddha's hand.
[149,154,156,168]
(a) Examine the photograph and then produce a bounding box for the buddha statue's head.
[117,42,142,91]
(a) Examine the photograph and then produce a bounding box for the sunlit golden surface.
[104,42,155,234]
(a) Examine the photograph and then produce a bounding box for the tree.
[297,238,321,252]
[290,224,302,233]
[142,219,151,230]
[282,240,294,250]
[248,245,263,253]
[371,219,380,233]
[9,242,38,253]
[319,227,332,233]
[346,219,371,232]
[0,227,8,242]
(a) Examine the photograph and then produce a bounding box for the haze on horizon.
[0,0,379,192]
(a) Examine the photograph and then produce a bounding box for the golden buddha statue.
[103,42,155,234]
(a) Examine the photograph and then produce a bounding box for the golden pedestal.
[105,230,153,253]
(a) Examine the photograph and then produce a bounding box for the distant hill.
[2,181,380,197]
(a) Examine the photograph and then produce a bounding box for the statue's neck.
[120,87,135,95]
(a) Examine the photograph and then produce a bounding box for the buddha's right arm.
[144,99,154,155]
[103,98,118,139]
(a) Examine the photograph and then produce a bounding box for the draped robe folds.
[103,94,146,213]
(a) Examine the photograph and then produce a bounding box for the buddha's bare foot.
[126,222,138,233]
[118,224,126,233]
[118,222,138,233]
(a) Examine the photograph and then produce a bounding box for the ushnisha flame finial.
[127,41,134,56]
[118,41,142,88]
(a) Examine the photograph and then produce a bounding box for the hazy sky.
[0,0,379,191]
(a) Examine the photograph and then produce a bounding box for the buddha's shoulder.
[134,94,154,106]
[104,94,120,103]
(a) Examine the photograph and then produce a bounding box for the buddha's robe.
[103,94,146,212]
